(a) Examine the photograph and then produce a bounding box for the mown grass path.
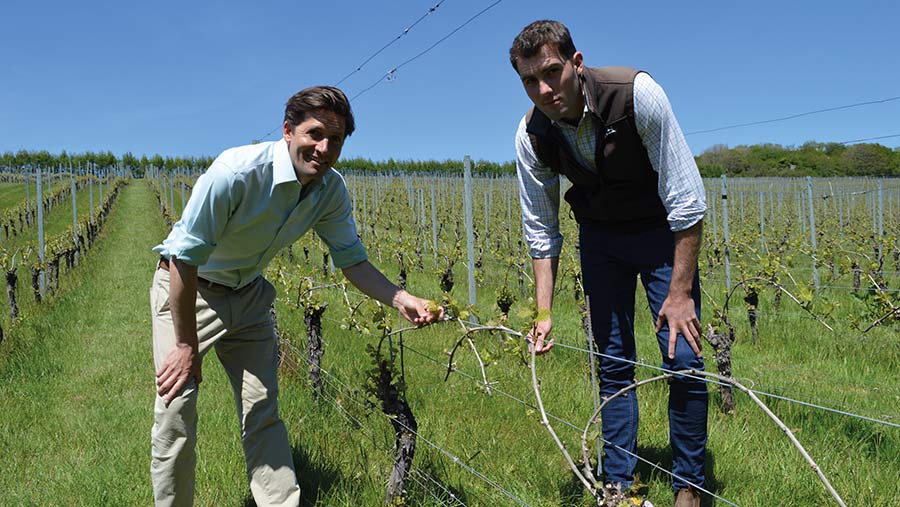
[0,182,165,506]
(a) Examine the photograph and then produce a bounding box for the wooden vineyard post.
[721,175,731,291]
[877,179,884,275]
[806,176,819,289]
[839,190,844,239]
[37,165,46,299]
[430,182,438,268]
[25,165,30,205]
[464,156,476,321]
[759,191,766,253]
[89,166,94,225]
[71,167,79,265]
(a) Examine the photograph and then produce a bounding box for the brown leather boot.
[674,487,700,507]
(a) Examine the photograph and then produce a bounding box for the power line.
[256,0,500,142]
[350,0,504,101]
[840,133,900,145]
[334,0,449,87]
[685,95,900,136]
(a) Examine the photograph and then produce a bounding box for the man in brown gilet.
[509,20,708,507]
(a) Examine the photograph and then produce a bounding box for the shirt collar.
[273,138,297,186]
[551,73,591,130]
[272,138,329,190]
[552,103,590,131]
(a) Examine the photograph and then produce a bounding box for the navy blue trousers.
[579,221,708,491]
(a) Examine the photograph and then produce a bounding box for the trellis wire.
[550,340,900,429]
[399,342,741,507]
[310,314,740,506]
[298,364,468,507]
[284,337,531,507]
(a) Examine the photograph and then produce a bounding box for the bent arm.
[169,258,199,350]
[656,221,704,359]
[156,258,203,405]
[342,260,441,325]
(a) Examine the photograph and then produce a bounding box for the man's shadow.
[559,445,720,506]
[243,445,342,507]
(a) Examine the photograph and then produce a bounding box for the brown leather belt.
[157,256,233,290]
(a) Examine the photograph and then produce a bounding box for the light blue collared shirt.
[154,138,367,289]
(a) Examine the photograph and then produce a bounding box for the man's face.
[283,108,346,185]
[516,44,584,123]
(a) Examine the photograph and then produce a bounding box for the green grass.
[0,183,28,211]
[0,181,897,506]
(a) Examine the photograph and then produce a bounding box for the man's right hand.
[527,317,554,355]
[156,343,202,406]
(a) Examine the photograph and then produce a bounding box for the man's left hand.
[394,291,444,326]
[656,293,702,360]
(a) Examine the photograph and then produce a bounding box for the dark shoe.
[674,487,700,507]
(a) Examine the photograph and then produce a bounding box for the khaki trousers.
[150,267,300,507]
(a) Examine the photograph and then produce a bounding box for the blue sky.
[2,1,898,163]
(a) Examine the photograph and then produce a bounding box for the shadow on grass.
[557,445,721,507]
[634,444,720,507]
[243,445,343,507]
[406,459,471,506]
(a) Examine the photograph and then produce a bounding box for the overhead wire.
[685,95,900,136]
[258,1,506,139]
[840,133,900,145]
[334,0,449,87]
[350,0,505,101]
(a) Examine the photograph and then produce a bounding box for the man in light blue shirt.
[149,86,441,507]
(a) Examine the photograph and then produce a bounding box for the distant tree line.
[695,141,900,177]
[2,141,898,177]
[337,157,515,176]
[0,150,213,176]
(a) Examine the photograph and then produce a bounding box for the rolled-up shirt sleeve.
[153,161,237,265]
[633,72,706,231]
[515,116,563,258]
[314,178,367,269]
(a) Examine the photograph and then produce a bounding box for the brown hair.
[284,86,356,138]
[509,20,577,73]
